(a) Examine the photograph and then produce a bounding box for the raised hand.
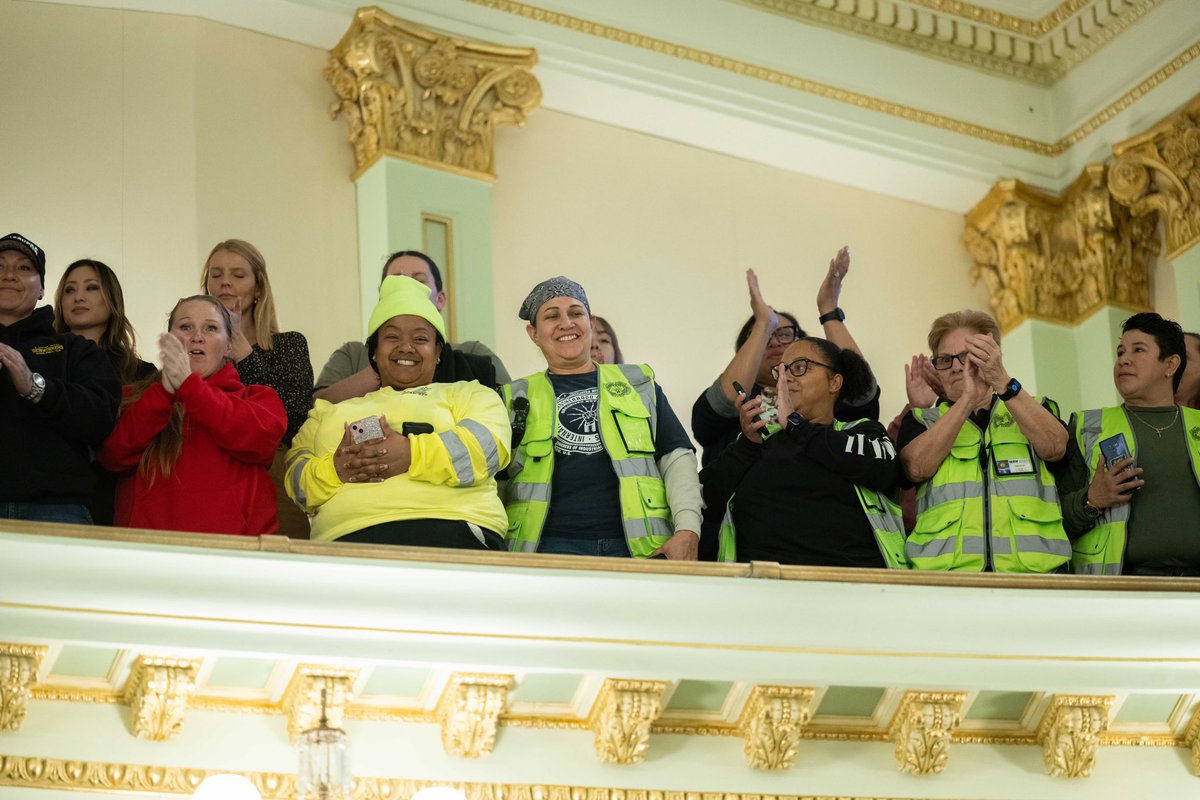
[746,268,778,333]
[226,297,253,361]
[0,343,34,396]
[1086,455,1143,510]
[905,354,937,408]
[158,333,191,393]
[965,333,1009,393]
[960,360,993,409]
[817,245,850,316]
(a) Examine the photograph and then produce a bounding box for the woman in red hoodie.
[100,295,286,535]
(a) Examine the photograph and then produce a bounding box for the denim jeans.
[537,536,631,558]
[0,502,93,525]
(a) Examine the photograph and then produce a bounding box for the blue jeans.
[538,537,631,558]
[0,502,93,525]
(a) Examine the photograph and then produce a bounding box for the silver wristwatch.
[23,372,46,403]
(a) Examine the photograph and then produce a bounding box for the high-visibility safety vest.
[715,420,910,568]
[908,399,1070,573]
[1070,405,1200,575]
[501,364,674,557]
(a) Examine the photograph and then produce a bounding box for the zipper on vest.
[976,417,993,572]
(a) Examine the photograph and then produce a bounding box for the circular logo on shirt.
[993,410,1014,427]
[605,382,631,397]
[556,386,602,455]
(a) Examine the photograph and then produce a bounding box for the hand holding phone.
[1088,433,1144,509]
[350,415,384,444]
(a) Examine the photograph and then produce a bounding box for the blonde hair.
[200,239,279,351]
[927,309,1000,354]
[126,296,234,482]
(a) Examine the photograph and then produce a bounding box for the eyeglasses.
[769,325,800,345]
[771,357,835,380]
[931,352,969,370]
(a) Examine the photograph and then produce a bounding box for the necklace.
[1127,405,1180,438]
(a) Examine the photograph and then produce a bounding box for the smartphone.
[1099,433,1133,470]
[349,415,384,444]
[732,381,746,397]
[401,422,434,436]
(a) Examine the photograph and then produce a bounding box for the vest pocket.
[907,503,966,569]
[999,495,1069,572]
[613,412,655,454]
[635,477,671,521]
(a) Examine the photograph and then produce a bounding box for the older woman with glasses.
[897,310,1069,573]
[701,336,907,567]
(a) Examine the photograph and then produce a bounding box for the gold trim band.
[463,0,1200,156]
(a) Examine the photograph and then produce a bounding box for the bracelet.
[818,307,845,325]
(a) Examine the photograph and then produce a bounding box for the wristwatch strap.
[997,377,1021,401]
[818,307,845,325]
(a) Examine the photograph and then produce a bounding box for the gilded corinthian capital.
[1036,695,1112,778]
[123,656,201,742]
[436,673,513,758]
[737,685,814,770]
[887,690,966,776]
[589,679,667,765]
[1109,94,1200,259]
[0,644,46,731]
[964,166,1157,332]
[325,7,542,179]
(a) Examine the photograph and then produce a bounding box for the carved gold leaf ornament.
[887,691,967,776]
[282,665,358,745]
[123,656,201,742]
[965,164,1157,333]
[436,673,514,758]
[736,685,815,770]
[588,679,667,765]
[1036,694,1113,778]
[0,644,45,732]
[1109,95,1200,259]
[1183,705,1200,777]
[325,7,541,180]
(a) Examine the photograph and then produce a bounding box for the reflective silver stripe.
[1077,562,1103,575]
[613,457,661,479]
[1080,408,1104,460]
[916,480,983,514]
[1104,502,1132,524]
[512,482,550,502]
[507,380,530,476]
[624,516,673,542]
[915,406,943,427]
[864,510,902,534]
[285,447,313,470]
[994,476,1060,504]
[616,364,657,437]
[287,453,311,510]
[513,539,538,553]
[906,535,987,559]
[459,418,501,475]
[438,430,477,486]
[1013,535,1072,557]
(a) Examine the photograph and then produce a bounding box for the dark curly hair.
[795,336,873,404]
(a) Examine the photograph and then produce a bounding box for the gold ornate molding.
[325,6,542,180]
[1036,694,1113,778]
[589,679,667,765]
[729,0,1161,85]
[1110,94,1200,259]
[965,164,1157,332]
[0,644,45,732]
[436,672,513,758]
[0,752,917,799]
[122,656,201,742]
[1183,706,1200,776]
[887,691,967,776]
[736,685,814,770]
[465,0,1200,156]
[281,665,358,745]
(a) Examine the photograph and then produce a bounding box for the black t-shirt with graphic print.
[541,370,693,540]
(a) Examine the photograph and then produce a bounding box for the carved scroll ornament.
[325,7,542,179]
[436,673,513,758]
[1110,95,1200,259]
[0,644,45,732]
[1036,694,1112,778]
[964,166,1157,332]
[589,679,666,765]
[887,691,966,776]
[737,685,815,770]
[123,656,201,742]
[281,665,358,745]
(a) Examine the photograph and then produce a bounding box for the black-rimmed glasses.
[771,357,835,380]
[768,325,800,345]
[931,352,969,370]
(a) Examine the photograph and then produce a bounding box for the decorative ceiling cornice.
[729,0,1163,85]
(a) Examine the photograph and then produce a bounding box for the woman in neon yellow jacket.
[286,275,510,550]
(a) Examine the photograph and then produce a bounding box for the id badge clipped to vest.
[992,443,1036,477]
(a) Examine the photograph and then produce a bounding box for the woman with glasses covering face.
[700,337,907,567]
[897,310,1069,573]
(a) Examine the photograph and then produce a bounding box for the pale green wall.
[355,158,497,347]
[1173,246,1200,330]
